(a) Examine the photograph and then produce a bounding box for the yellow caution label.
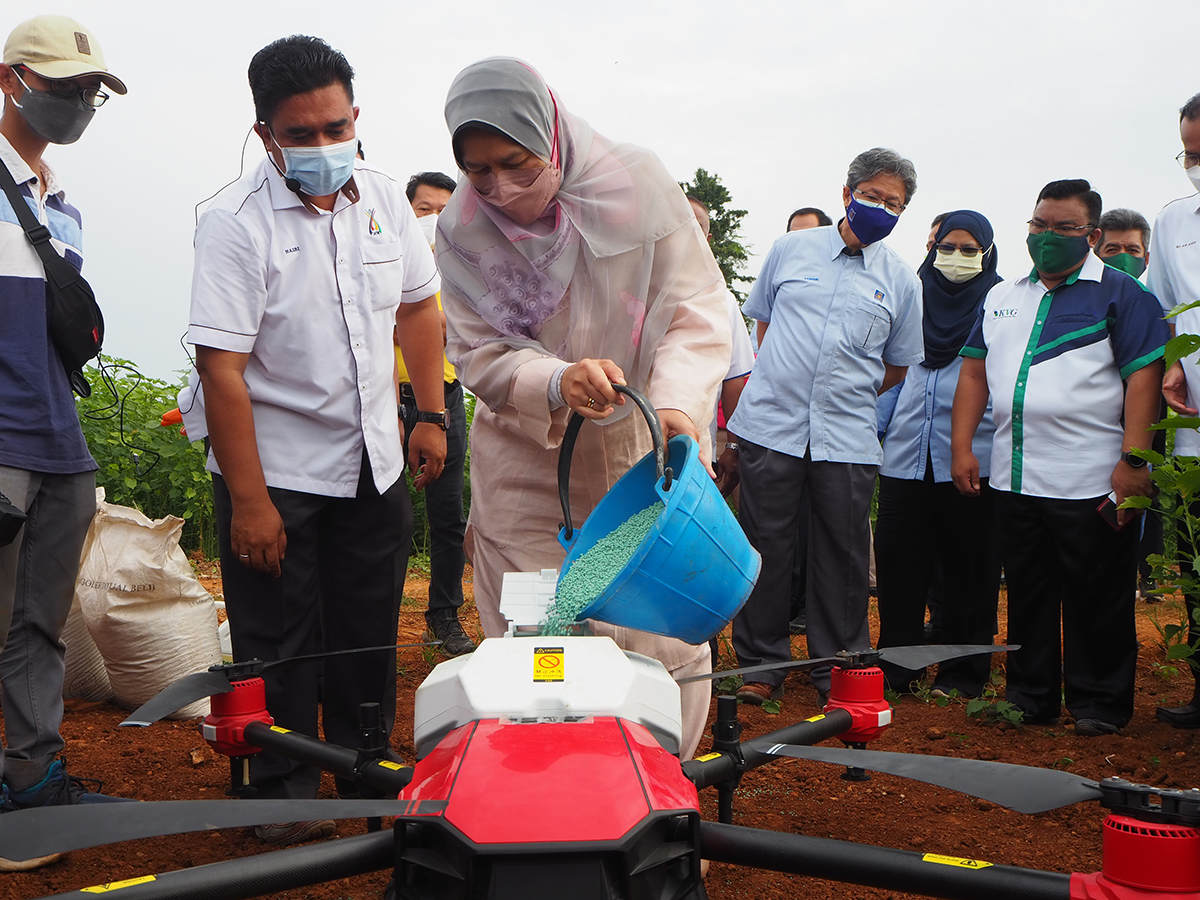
[378,760,405,771]
[533,646,564,682]
[922,853,993,869]
[269,725,291,734]
[805,714,827,723]
[81,875,157,893]
[694,752,722,762]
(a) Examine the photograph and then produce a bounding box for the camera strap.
[0,158,86,293]
[0,156,103,397]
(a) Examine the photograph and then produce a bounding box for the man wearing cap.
[0,14,127,870]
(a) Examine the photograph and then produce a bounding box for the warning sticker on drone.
[533,646,564,682]
[81,875,158,893]
[921,853,993,869]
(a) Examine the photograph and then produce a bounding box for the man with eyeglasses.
[1151,91,1200,729]
[0,14,128,870]
[952,179,1166,737]
[727,147,924,706]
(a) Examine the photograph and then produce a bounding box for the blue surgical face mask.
[269,133,357,197]
[844,190,900,245]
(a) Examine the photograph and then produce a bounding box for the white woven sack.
[77,499,221,719]
[63,489,113,701]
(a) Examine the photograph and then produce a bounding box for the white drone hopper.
[412,570,683,758]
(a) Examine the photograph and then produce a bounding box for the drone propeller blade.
[0,798,412,862]
[765,745,1101,814]
[261,640,442,671]
[120,670,234,727]
[676,656,839,685]
[878,643,1018,671]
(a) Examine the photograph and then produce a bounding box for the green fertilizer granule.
[542,501,665,636]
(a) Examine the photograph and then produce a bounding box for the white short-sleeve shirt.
[1147,193,1200,456]
[187,158,439,497]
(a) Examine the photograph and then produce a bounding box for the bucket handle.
[558,383,673,543]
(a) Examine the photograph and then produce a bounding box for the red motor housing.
[1070,814,1200,898]
[825,665,892,744]
[200,677,274,757]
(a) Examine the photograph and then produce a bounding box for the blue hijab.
[917,210,1001,369]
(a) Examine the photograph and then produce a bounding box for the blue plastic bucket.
[556,387,761,644]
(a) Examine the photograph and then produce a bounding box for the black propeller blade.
[120,670,234,727]
[879,643,1018,671]
[0,798,412,862]
[764,745,1102,814]
[679,644,1017,685]
[120,641,441,727]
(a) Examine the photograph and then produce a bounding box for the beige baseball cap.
[4,15,126,95]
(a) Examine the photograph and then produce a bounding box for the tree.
[680,168,752,302]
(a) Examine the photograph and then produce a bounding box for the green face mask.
[1027,231,1090,275]
[1100,252,1146,278]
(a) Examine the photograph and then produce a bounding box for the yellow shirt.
[395,290,457,384]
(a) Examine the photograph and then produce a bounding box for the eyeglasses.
[1176,150,1200,169]
[1027,219,1095,236]
[852,188,906,216]
[15,67,108,109]
[935,242,986,257]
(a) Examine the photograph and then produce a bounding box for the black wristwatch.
[1122,450,1148,469]
[416,409,448,431]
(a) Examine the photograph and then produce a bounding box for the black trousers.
[997,491,1138,725]
[400,380,467,621]
[213,453,411,798]
[874,474,1001,696]
[732,443,875,693]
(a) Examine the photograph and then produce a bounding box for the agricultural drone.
[1,630,1196,900]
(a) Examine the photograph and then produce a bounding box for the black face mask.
[13,72,95,145]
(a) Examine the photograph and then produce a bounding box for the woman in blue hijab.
[874,210,1004,698]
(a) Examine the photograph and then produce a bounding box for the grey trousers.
[732,443,875,693]
[0,466,95,790]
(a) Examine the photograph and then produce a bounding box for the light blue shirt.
[880,357,995,482]
[729,225,924,464]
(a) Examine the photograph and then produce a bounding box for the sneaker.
[254,820,336,845]
[0,784,64,872]
[425,611,476,657]
[8,758,129,808]
[1074,718,1120,737]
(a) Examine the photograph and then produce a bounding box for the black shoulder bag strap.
[0,157,103,397]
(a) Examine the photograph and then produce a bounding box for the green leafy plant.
[964,672,1024,727]
[679,168,751,303]
[76,358,215,555]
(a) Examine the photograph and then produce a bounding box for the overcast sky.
[29,0,1200,381]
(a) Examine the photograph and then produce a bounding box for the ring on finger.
[585,396,596,409]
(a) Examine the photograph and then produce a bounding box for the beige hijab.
[436,57,703,422]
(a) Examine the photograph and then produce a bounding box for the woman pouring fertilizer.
[436,58,731,758]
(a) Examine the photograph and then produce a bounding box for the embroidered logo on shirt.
[804,275,820,282]
[1178,240,1197,249]
[367,209,382,236]
[992,308,1019,319]
[284,245,300,254]
[874,290,885,301]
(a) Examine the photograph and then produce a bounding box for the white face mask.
[1188,165,1200,194]
[418,211,438,246]
[933,247,987,284]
